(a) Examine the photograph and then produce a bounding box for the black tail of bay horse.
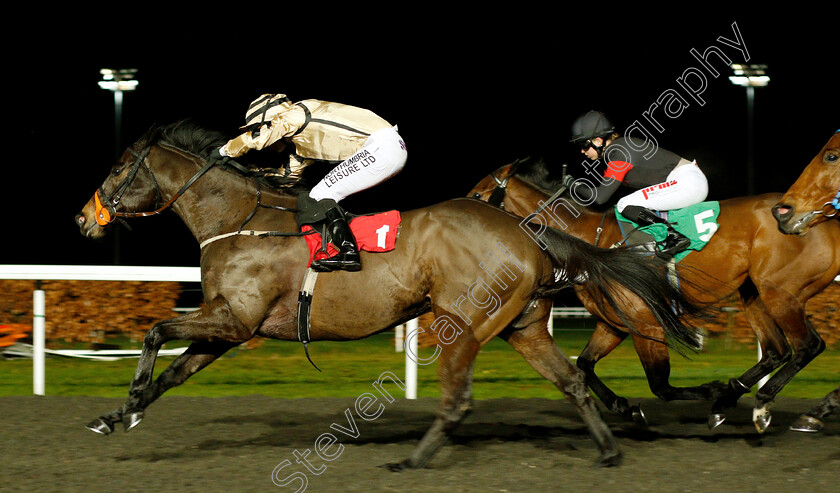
[75,121,704,468]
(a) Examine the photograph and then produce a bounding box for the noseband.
[485,170,511,209]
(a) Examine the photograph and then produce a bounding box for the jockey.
[565,110,709,256]
[219,94,407,272]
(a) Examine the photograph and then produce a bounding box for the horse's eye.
[112,166,123,176]
[825,152,838,163]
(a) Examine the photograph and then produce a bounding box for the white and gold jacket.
[221,94,393,180]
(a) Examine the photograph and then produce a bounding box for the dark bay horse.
[469,155,840,432]
[773,130,840,432]
[74,122,703,468]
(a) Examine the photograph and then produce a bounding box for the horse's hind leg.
[632,330,730,404]
[575,321,637,421]
[388,314,480,471]
[790,386,840,433]
[86,297,252,434]
[503,304,621,467]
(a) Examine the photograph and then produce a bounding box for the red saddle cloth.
[301,210,401,266]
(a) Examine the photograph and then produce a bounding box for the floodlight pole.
[729,64,768,197]
[112,89,124,160]
[731,61,771,389]
[99,69,138,265]
[746,85,755,196]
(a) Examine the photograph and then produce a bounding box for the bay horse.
[74,121,703,468]
[773,130,840,432]
[469,154,840,432]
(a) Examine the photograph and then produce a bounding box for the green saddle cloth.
[615,201,721,262]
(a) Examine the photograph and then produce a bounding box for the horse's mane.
[142,120,302,189]
[511,156,567,195]
[509,155,614,212]
[151,120,228,160]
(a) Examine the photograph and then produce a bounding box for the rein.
[485,158,526,208]
[93,145,217,226]
[485,163,613,246]
[92,143,315,245]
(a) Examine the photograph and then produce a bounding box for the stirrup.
[312,252,361,272]
[658,230,690,257]
[310,206,361,272]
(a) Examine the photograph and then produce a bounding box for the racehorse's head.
[75,134,160,240]
[772,131,840,235]
[468,162,520,207]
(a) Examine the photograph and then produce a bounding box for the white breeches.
[309,126,407,203]
[616,161,708,213]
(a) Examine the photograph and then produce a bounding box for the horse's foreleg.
[709,295,791,429]
[790,385,840,433]
[387,322,480,471]
[86,297,252,434]
[575,321,636,420]
[86,341,236,434]
[753,316,825,433]
[504,314,621,467]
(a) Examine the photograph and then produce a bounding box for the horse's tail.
[533,225,704,354]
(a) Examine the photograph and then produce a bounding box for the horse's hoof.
[630,405,647,426]
[378,460,412,472]
[86,417,114,435]
[594,450,622,468]
[753,408,772,433]
[789,415,823,433]
[708,413,726,430]
[122,411,144,432]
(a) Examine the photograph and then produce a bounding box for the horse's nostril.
[75,214,86,226]
[773,205,793,220]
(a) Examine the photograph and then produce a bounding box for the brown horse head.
[773,131,840,235]
[76,135,161,241]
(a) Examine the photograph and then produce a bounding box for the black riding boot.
[311,206,361,272]
[622,205,691,257]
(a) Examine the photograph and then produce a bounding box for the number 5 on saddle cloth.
[615,201,721,263]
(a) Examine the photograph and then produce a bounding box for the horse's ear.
[139,124,163,147]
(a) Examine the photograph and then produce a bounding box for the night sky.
[7,12,835,268]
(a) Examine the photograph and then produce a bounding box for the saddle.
[300,210,401,266]
[296,208,401,370]
[615,201,721,263]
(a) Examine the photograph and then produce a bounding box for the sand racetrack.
[1,395,837,492]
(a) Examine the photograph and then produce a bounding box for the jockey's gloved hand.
[207,147,230,165]
[562,174,576,187]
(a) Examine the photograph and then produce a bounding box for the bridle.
[808,130,840,221]
[478,163,609,246]
[92,144,218,226]
[822,187,840,219]
[484,170,512,209]
[90,142,313,246]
